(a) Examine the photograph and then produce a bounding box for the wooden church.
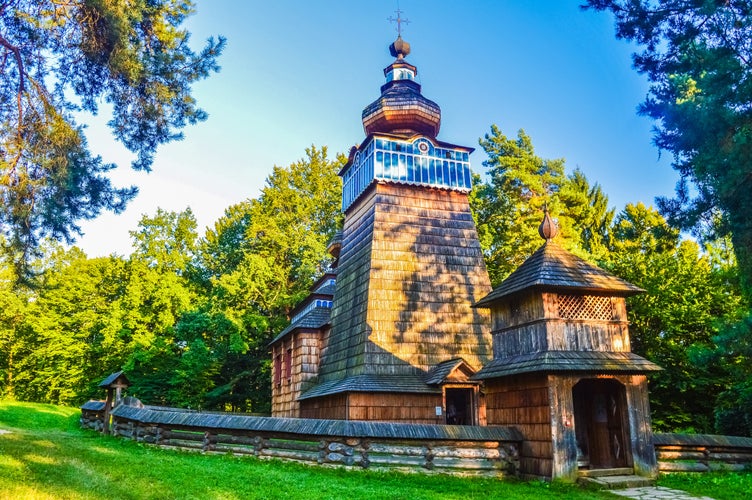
[269,32,661,481]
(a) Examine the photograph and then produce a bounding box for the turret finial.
[388,9,411,59]
[538,204,559,241]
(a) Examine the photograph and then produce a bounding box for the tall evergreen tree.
[0,1,224,278]
[586,0,752,295]
[472,125,611,284]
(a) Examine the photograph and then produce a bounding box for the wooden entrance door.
[445,388,474,425]
[573,379,631,469]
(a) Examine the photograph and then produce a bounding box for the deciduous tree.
[194,146,344,411]
[606,203,746,432]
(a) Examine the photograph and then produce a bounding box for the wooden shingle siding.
[272,331,326,418]
[306,182,492,406]
[314,187,377,381]
[365,184,492,373]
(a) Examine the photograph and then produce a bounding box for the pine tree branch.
[0,32,25,132]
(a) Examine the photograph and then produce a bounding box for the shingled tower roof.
[475,211,643,307]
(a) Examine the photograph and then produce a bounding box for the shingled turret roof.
[475,241,643,307]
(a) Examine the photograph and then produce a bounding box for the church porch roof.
[472,350,662,380]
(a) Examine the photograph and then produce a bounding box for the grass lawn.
[0,400,749,499]
[658,471,752,500]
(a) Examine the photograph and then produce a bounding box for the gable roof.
[475,241,643,307]
[269,306,331,346]
[98,371,130,388]
[424,358,478,385]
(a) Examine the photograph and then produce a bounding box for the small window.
[285,348,293,382]
[274,353,282,386]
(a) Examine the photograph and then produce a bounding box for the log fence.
[82,402,522,477]
[82,402,752,476]
[654,433,752,472]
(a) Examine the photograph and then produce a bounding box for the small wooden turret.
[473,209,661,481]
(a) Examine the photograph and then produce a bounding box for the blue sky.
[74,1,678,257]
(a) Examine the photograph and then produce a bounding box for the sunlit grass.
[658,471,752,500]
[1,400,750,499]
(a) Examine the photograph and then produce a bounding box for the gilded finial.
[388,8,411,59]
[538,204,559,241]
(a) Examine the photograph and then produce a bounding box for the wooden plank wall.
[485,375,554,478]
[490,299,631,357]
[348,393,443,424]
[548,375,578,481]
[300,393,348,420]
[624,374,658,477]
[546,321,630,352]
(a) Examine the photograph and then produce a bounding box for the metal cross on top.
[388,8,410,36]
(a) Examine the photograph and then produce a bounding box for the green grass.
[0,400,749,499]
[658,470,752,500]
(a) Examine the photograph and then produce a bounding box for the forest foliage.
[1,130,749,435]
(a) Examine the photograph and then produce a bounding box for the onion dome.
[362,36,441,138]
[539,207,559,241]
[327,231,343,258]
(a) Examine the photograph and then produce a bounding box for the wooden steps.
[577,468,656,489]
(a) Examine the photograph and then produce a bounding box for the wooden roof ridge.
[475,241,644,307]
[310,271,337,293]
[298,373,441,401]
[98,370,129,388]
[472,351,662,380]
[653,432,752,449]
[81,400,107,411]
[268,306,332,346]
[284,283,335,324]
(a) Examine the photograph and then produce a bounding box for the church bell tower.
[298,29,493,424]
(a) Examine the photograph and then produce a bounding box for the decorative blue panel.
[341,137,472,211]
